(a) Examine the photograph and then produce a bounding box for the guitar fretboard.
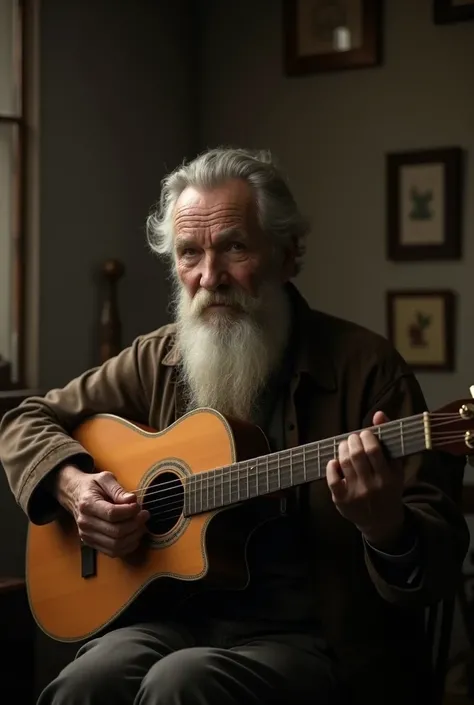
[183,412,429,516]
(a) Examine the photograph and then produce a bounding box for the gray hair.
[146,147,309,275]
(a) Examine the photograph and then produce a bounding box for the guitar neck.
[183,412,430,516]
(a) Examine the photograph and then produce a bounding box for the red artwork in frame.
[386,290,456,372]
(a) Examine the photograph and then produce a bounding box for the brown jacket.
[0,285,469,704]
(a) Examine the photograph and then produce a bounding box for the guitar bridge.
[81,543,97,579]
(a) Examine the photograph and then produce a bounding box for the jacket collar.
[162,282,337,392]
[286,283,337,391]
[162,334,181,367]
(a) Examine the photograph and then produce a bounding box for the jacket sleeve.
[361,367,470,606]
[0,336,152,525]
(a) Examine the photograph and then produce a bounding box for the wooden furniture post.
[99,258,125,364]
[0,356,12,388]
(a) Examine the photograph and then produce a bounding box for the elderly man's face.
[173,179,292,320]
[172,179,295,420]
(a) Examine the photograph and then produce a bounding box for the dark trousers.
[37,618,338,705]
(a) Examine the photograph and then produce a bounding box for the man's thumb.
[97,471,136,504]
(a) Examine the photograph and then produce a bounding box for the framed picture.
[433,0,474,24]
[283,0,383,76]
[386,290,456,372]
[386,147,463,261]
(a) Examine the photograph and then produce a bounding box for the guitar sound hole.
[143,471,184,535]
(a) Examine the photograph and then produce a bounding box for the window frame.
[0,0,27,389]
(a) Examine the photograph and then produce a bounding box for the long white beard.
[174,280,291,421]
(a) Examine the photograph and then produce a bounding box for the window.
[0,0,25,387]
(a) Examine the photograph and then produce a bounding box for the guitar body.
[26,409,278,643]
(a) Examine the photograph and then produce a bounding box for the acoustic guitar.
[26,390,474,642]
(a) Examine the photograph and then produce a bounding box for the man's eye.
[228,242,245,252]
[182,248,197,257]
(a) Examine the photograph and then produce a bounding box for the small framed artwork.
[433,0,474,24]
[283,0,383,76]
[386,290,456,372]
[386,147,463,261]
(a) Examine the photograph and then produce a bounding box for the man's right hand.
[52,465,150,558]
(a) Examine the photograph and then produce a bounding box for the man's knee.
[38,646,115,705]
[38,630,141,705]
[139,647,224,703]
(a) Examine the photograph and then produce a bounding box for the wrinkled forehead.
[173,180,260,238]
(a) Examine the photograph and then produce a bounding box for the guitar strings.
[134,413,468,503]
[142,428,442,516]
[132,415,432,498]
[120,412,462,499]
[138,428,470,518]
[144,427,464,517]
[137,422,471,509]
[144,433,429,513]
[140,432,470,523]
[136,423,426,502]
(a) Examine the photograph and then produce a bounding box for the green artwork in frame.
[386,147,463,261]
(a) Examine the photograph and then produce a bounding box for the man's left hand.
[326,411,407,552]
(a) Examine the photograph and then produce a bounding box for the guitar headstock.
[431,386,474,460]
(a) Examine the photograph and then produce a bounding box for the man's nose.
[199,255,228,291]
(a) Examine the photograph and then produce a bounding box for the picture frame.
[386,147,463,261]
[283,0,383,76]
[433,0,474,24]
[386,290,456,372]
